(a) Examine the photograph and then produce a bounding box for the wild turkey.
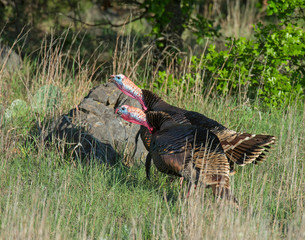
[110,74,275,173]
[116,104,238,205]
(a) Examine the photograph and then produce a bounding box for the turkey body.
[150,124,229,186]
[145,111,236,203]
[140,90,275,172]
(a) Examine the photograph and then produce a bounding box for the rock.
[45,83,147,165]
[0,44,23,72]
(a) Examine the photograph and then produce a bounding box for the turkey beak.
[115,108,122,116]
[109,75,115,83]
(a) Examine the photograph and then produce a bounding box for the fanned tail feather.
[221,133,275,165]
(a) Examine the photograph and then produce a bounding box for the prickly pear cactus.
[4,99,29,121]
[31,85,62,114]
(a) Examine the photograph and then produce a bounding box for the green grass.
[0,99,304,239]
[0,33,304,239]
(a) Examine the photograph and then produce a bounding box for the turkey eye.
[121,107,126,111]
[118,76,121,79]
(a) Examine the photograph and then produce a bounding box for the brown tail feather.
[221,133,275,165]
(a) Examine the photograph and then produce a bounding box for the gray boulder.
[45,83,147,165]
[0,44,23,72]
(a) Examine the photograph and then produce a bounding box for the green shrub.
[156,0,305,107]
[201,23,305,106]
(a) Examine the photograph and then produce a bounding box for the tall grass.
[197,0,267,39]
[0,30,304,239]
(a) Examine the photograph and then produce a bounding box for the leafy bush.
[201,22,304,106]
[156,0,305,106]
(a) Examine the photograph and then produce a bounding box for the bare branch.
[61,9,147,28]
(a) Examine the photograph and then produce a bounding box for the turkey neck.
[141,89,226,132]
[142,89,187,113]
[146,111,178,133]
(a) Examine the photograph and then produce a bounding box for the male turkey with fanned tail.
[110,74,275,175]
[116,105,238,207]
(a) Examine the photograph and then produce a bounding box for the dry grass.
[198,0,267,39]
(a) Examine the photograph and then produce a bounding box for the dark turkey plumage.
[140,90,275,174]
[145,111,237,204]
[109,74,275,178]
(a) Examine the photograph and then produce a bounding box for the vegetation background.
[0,0,304,239]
